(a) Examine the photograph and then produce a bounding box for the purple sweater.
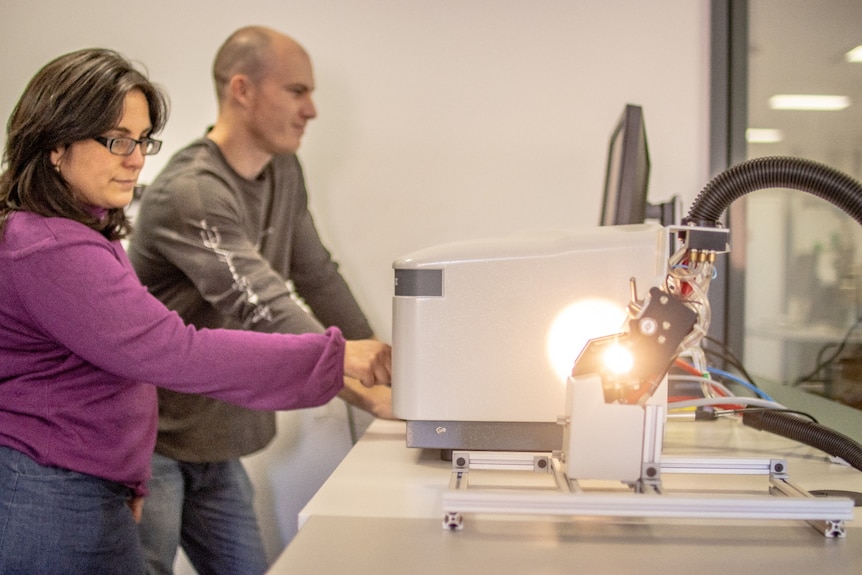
[0,212,346,495]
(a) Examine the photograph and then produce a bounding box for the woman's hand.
[128,496,144,523]
[343,339,392,387]
[338,378,396,420]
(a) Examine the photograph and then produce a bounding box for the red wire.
[673,357,705,377]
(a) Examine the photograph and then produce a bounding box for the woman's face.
[50,89,152,209]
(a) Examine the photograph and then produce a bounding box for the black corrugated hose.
[683,155,862,472]
[683,156,862,228]
[742,410,862,473]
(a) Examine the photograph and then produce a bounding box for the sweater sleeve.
[10,221,345,411]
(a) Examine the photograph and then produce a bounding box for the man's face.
[247,40,317,155]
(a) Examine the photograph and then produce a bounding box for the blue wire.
[706,366,775,402]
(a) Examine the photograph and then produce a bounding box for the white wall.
[0,0,712,567]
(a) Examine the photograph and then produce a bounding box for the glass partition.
[741,0,862,409]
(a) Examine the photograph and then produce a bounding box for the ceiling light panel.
[746,128,784,143]
[845,45,862,62]
[768,94,851,111]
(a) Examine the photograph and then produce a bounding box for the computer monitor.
[600,104,651,226]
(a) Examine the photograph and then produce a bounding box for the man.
[128,26,392,574]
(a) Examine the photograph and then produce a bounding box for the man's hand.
[338,377,396,420]
[343,339,391,387]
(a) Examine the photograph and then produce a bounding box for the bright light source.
[746,128,783,144]
[601,343,634,375]
[547,298,627,384]
[846,45,862,62]
[768,94,850,111]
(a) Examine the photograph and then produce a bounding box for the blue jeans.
[0,445,146,574]
[137,453,268,575]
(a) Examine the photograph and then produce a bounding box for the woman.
[0,49,390,574]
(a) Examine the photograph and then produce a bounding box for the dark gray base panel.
[405,420,563,452]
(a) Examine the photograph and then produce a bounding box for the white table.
[269,399,862,574]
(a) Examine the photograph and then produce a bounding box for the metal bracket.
[443,452,852,537]
[770,476,847,538]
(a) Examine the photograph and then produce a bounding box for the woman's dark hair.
[0,48,169,240]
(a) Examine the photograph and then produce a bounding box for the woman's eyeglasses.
[93,136,162,156]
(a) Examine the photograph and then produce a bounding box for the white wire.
[668,373,786,409]
[669,396,787,411]
[664,259,713,352]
